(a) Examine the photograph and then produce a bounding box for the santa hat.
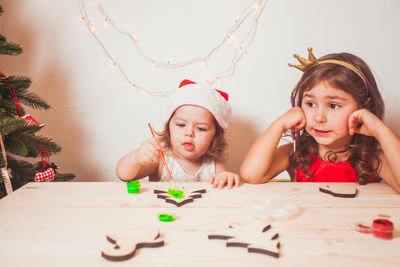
[161,79,232,131]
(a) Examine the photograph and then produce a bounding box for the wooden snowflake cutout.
[208,223,281,258]
[153,189,206,207]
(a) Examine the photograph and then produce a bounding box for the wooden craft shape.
[319,184,358,198]
[153,189,206,207]
[101,229,164,261]
[208,223,280,258]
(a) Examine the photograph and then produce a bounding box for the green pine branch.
[18,91,51,110]
[0,117,60,157]
[4,136,28,156]
[0,76,50,110]
[0,41,23,55]
[0,117,26,135]
[0,99,20,111]
[0,100,26,118]
[0,107,5,118]
[1,75,31,91]
[6,133,61,158]
[13,124,42,135]
[0,156,34,181]
[0,156,75,198]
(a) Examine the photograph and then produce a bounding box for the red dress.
[296,156,367,182]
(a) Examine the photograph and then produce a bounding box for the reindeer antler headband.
[288,47,368,86]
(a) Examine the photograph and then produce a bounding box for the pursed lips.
[183,141,195,151]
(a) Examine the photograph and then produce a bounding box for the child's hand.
[135,137,161,165]
[208,171,240,189]
[348,109,383,137]
[278,107,306,132]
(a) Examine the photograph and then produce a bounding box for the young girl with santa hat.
[116,79,239,189]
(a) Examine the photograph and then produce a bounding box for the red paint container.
[372,219,394,239]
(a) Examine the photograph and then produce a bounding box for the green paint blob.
[168,188,185,199]
[158,214,175,222]
[127,180,140,193]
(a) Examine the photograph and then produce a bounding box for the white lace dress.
[159,156,216,182]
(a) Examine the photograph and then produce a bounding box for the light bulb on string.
[255,17,263,26]
[141,89,150,96]
[78,0,267,96]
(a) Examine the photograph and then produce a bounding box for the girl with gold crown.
[240,48,400,193]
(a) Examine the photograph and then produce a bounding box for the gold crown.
[288,47,317,72]
[288,47,367,85]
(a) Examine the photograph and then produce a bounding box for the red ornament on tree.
[34,168,55,182]
[22,114,45,127]
[34,144,54,182]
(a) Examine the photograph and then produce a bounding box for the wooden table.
[0,182,399,266]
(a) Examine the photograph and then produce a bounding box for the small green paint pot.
[158,214,175,222]
[127,180,140,193]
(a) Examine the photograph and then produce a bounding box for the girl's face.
[301,81,359,154]
[168,105,216,162]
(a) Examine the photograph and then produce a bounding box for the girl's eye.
[330,103,340,109]
[176,123,185,127]
[197,127,207,132]
[305,102,315,108]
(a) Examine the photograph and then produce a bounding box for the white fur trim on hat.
[161,80,232,131]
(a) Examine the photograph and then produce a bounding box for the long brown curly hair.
[289,52,384,184]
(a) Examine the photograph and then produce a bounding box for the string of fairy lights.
[78,0,266,96]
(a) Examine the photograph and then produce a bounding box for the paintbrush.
[148,123,177,190]
[292,97,296,152]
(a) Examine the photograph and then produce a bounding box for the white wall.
[0,0,399,181]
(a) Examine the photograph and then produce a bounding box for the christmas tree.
[0,6,74,198]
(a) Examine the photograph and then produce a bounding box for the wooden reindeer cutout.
[101,229,164,261]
